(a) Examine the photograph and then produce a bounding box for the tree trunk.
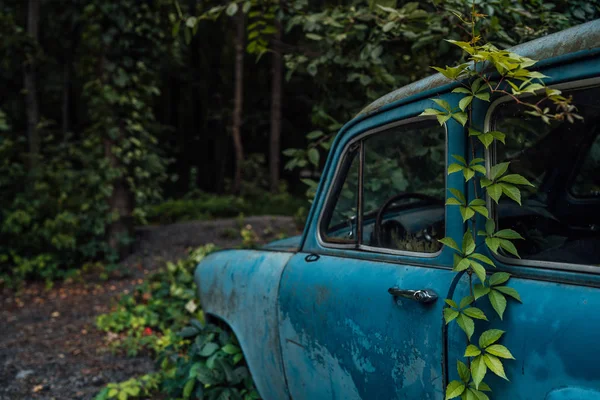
[269,20,283,193]
[231,9,245,194]
[62,53,71,137]
[24,0,40,165]
[105,134,133,259]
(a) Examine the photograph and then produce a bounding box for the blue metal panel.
[278,253,456,399]
[447,276,600,399]
[194,250,293,400]
[545,387,600,400]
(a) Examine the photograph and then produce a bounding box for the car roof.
[357,19,600,117]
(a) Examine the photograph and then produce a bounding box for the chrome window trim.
[484,77,600,274]
[316,115,448,258]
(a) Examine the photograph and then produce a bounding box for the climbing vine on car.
[421,7,582,400]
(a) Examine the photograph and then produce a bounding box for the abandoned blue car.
[195,20,600,400]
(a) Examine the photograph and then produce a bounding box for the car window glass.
[491,85,600,265]
[361,119,445,252]
[322,148,359,242]
[571,133,600,197]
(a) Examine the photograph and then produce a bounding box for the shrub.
[95,244,261,399]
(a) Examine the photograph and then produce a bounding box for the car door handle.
[388,288,438,304]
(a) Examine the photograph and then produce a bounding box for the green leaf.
[463,307,488,321]
[445,298,458,308]
[494,229,523,240]
[421,108,444,116]
[172,21,181,37]
[486,184,502,203]
[448,163,464,174]
[440,237,461,253]
[485,237,501,254]
[453,155,467,165]
[488,131,506,144]
[488,272,510,286]
[483,354,508,380]
[463,167,475,181]
[469,253,495,267]
[306,130,324,140]
[476,382,492,392]
[473,284,490,300]
[459,295,474,309]
[462,231,475,255]
[489,289,507,319]
[490,162,510,180]
[447,198,463,206]
[470,261,487,284]
[470,388,490,400]
[433,98,452,111]
[465,344,482,357]
[449,188,466,203]
[183,379,195,399]
[499,239,520,258]
[459,96,473,111]
[474,92,490,102]
[469,199,486,206]
[456,314,475,340]
[500,183,521,205]
[226,2,239,16]
[470,206,488,218]
[468,128,482,137]
[437,114,453,125]
[479,329,505,348]
[494,286,522,302]
[453,112,468,126]
[444,308,460,324]
[446,380,466,400]
[222,344,241,355]
[499,174,534,186]
[471,355,487,390]
[199,342,219,357]
[455,257,471,272]
[307,148,320,167]
[457,360,471,382]
[485,219,495,236]
[478,133,494,149]
[486,344,515,359]
[453,87,472,94]
[460,206,475,222]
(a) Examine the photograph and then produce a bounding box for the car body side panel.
[447,276,600,399]
[194,250,293,400]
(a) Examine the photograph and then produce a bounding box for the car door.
[277,107,466,399]
[445,77,600,399]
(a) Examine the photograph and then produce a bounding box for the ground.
[0,216,299,400]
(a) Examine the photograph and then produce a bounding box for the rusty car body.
[195,20,600,400]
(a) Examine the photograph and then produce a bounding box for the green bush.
[146,190,308,225]
[95,244,261,399]
[0,133,117,287]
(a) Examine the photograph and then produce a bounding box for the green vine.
[421,7,582,400]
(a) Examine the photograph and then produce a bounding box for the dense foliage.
[0,0,598,286]
[94,243,261,399]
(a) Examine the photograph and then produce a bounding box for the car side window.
[321,146,359,243]
[491,85,600,266]
[571,132,600,197]
[361,120,446,252]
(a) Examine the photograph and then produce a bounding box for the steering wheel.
[373,193,443,247]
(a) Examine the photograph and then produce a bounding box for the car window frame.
[484,77,600,274]
[317,115,448,258]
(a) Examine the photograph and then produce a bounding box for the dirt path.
[0,216,299,400]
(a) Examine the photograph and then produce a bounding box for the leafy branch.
[419,6,582,400]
